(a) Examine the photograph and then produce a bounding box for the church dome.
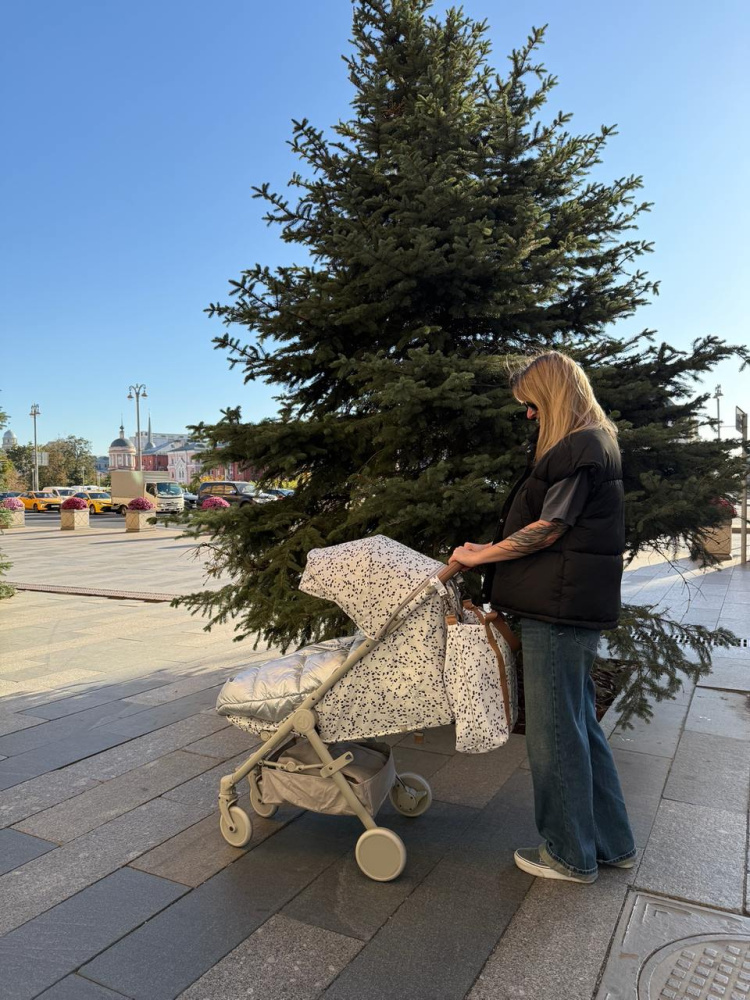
[109,425,136,452]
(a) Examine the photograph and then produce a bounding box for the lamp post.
[29,403,40,490]
[127,384,148,471]
[713,384,723,441]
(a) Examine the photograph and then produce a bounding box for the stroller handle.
[437,561,466,583]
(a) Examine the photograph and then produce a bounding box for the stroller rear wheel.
[219,806,253,847]
[355,827,407,882]
[390,773,432,817]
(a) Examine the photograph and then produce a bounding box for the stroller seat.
[217,635,365,728]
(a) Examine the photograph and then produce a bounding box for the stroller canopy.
[300,534,445,639]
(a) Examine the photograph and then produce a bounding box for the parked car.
[264,488,295,499]
[72,491,112,514]
[182,491,199,509]
[41,487,77,498]
[197,481,267,507]
[18,492,63,512]
[0,491,22,501]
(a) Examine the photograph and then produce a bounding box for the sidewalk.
[0,537,747,999]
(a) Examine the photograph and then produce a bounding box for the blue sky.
[2,0,748,455]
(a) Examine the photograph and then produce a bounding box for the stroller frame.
[217,561,462,882]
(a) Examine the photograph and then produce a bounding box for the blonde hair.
[509,351,617,460]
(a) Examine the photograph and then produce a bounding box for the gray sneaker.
[514,847,597,884]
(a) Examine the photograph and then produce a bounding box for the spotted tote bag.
[444,601,519,754]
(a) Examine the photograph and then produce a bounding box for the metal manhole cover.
[596,894,750,1000]
[639,935,750,998]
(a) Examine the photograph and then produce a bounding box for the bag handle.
[462,600,520,652]
[459,601,514,726]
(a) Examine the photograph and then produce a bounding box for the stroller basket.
[259,738,396,817]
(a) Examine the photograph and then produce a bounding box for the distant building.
[2,429,17,451]
[95,456,109,477]
[108,425,136,471]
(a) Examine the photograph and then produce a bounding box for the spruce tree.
[177,0,747,724]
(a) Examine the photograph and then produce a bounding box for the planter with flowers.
[704,498,737,560]
[60,495,90,530]
[125,496,156,532]
[201,496,231,511]
[1,497,25,529]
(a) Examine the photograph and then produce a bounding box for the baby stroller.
[215,536,516,882]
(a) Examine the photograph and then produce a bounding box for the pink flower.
[710,497,738,518]
[201,496,231,509]
[128,496,156,511]
[61,496,88,511]
[2,498,24,511]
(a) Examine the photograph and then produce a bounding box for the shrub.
[1,498,24,511]
[201,496,231,510]
[60,496,88,511]
[128,496,156,511]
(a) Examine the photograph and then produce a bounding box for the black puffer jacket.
[483,427,625,630]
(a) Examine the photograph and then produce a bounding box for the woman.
[450,351,636,884]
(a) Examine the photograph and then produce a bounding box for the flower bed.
[1,498,24,511]
[128,496,156,511]
[201,496,231,510]
[60,496,88,511]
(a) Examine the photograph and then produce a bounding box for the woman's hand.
[449,545,488,568]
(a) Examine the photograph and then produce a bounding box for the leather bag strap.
[462,603,512,725]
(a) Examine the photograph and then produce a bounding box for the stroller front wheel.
[390,773,432,817]
[355,828,407,882]
[249,774,278,819]
[220,806,253,847]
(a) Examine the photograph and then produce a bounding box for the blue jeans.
[520,617,636,876]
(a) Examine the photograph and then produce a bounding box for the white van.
[110,471,184,515]
[41,487,77,498]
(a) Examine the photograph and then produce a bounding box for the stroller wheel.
[390,773,433,817]
[355,828,407,882]
[249,776,278,819]
[219,806,253,847]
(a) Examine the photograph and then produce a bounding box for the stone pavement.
[0,528,748,999]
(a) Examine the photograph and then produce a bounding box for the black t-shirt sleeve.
[539,470,591,527]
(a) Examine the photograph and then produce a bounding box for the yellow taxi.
[73,491,112,514]
[18,492,63,512]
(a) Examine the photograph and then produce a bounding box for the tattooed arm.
[450,519,569,567]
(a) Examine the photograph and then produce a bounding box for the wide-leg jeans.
[520,617,636,877]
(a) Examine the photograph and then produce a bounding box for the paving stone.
[664,729,750,812]
[396,724,457,755]
[161,752,252,811]
[123,669,239,708]
[0,795,210,936]
[699,655,750,691]
[0,731,128,791]
[468,870,631,1000]
[15,750,217,843]
[283,799,478,941]
[175,914,362,1000]
[685,686,750,740]
[391,745,451,779]
[0,867,187,1000]
[99,686,224,739]
[322,878,531,1000]
[72,713,229,781]
[0,713,46,737]
[610,696,691,758]
[611,748,672,848]
[182,724,261,759]
[636,799,746,911]
[36,976,128,999]
[25,675,176,720]
[80,812,360,1000]
[128,809,288,887]
[427,734,527,809]
[0,827,56,874]
[0,769,102,829]
[595,890,750,1000]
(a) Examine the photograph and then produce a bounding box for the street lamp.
[29,403,40,490]
[127,384,148,471]
[713,384,723,441]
